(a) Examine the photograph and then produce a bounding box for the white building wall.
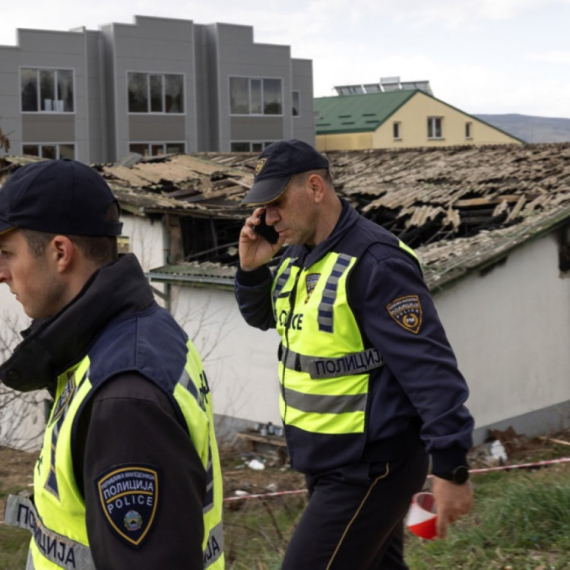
[432,233,570,435]
[169,286,282,426]
[121,214,165,272]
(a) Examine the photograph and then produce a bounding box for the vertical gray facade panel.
[108,18,196,160]
[215,25,296,151]
[17,29,88,161]
[101,25,118,163]
[292,59,316,146]
[85,31,106,163]
[0,47,20,158]
[205,25,221,151]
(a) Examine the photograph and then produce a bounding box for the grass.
[0,485,30,570]
[3,466,570,569]
[405,467,570,570]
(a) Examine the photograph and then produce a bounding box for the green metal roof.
[314,91,417,134]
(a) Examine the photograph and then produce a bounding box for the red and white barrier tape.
[469,455,570,474]
[224,489,307,503]
[2,456,568,516]
[222,456,570,503]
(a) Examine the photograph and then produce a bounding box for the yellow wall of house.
[316,92,522,151]
[316,131,374,151]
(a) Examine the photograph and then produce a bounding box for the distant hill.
[475,114,570,144]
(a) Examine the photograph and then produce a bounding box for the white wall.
[169,285,282,425]
[121,214,165,272]
[432,233,570,432]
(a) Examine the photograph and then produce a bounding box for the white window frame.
[393,121,401,140]
[128,142,186,156]
[229,76,284,116]
[21,142,76,159]
[127,72,185,115]
[20,67,75,114]
[427,117,443,139]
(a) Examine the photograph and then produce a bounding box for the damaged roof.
[2,142,570,292]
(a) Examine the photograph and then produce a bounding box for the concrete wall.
[0,29,91,161]
[214,23,294,151]
[292,58,316,146]
[168,285,282,426]
[1,17,315,160]
[432,233,570,442]
[101,17,197,161]
[0,46,21,159]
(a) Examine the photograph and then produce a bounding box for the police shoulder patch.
[95,464,160,549]
[386,295,423,334]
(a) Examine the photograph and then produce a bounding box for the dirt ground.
[2,425,570,519]
[0,443,306,520]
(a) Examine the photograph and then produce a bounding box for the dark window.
[21,68,74,113]
[128,73,149,113]
[428,117,443,139]
[231,142,251,152]
[230,77,283,115]
[393,122,401,139]
[292,91,300,116]
[128,73,184,113]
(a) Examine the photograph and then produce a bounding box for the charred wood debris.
[2,143,570,288]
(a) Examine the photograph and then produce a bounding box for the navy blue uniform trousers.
[282,444,429,569]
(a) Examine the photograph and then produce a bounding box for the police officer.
[0,159,224,569]
[235,140,474,569]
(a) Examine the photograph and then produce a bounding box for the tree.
[0,117,10,154]
[0,313,47,451]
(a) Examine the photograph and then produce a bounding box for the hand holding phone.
[253,211,279,244]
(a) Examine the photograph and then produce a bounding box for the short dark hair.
[21,202,120,265]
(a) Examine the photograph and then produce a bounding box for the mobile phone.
[254,211,279,244]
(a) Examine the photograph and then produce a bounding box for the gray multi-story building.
[0,15,315,163]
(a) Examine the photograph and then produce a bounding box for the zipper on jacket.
[281,269,302,425]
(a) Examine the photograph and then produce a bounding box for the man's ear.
[50,235,75,273]
[307,174,327,203]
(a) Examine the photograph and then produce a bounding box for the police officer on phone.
[235,140,474,569]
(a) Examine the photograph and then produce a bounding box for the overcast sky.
[1,0,569,118]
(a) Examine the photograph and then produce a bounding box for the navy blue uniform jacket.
[235,199,474,475]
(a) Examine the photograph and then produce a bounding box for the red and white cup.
[406,492,437,539]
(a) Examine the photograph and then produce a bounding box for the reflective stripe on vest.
[5,495,95,570]
[284,387,367,415]
[281,347,383,379]
[203,521,224,568]
[272,257,297,313]
[317,253,352,333]
[178,368,215,515]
